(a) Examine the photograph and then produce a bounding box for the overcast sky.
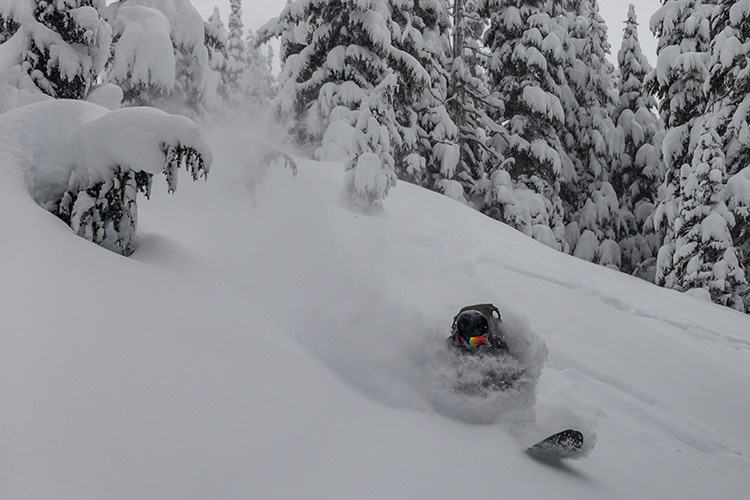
[191,0,660,66]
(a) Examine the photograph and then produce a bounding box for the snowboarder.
[448,303,510,355]
[447,303,523,391]
[447,304,589,459]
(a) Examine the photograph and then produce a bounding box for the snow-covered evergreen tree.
[570,0,616,188]
[15,0,111,99]
[240,29,276,109]
[647,0,715,133]
[613,4,664,276]
[223,0,246,103]
[703,0,750,308]
[261,0,409,210]
[726,166,750,310]
[388,0,460,195]
[449,0,509,211]
[648,0,716,286]
[105,0,214,116]
[706,0,750,177]
[0,0,25,43]
[105,3,176,104]
[557,2,585,213]
[479,0,571,250]
[342,74,399,210]
[1,100,211,256]
[205,7,229,100]
[58,140,208,256]
[666,119,746,308]
[565,0,620,267]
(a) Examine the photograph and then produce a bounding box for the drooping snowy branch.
[0,100,212,256]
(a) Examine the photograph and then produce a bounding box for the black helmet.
[453,310,490,348]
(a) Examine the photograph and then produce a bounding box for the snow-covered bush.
[0,100,212,256]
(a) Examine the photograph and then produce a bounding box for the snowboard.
[526,429,585,460]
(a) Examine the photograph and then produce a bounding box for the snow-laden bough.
[0,99,212,256]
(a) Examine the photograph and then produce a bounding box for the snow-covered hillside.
[2,120,750,499]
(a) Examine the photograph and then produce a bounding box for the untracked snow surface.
[2,120,750,499]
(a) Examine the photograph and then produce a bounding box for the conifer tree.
[479,0,572,250]
[19,0,112,99]
[565,0,620,267]
[205,7,229,100]
[726,167,750,310]
[613,4,663,275]
[647,0,716,286]
[106,0,214,116]
[706,0,750,176]
[389,0,460,195]
[260,0,410,210]
[703,0,750,309]
[572,0,616,188]
[0,0,24,43]
[53,108,211,257]
[240,30,277,109]
[105,3,176,105]
[668,119,746,309]
[225,0,247,103]
[449,0,509,212]
[557,2,585,213]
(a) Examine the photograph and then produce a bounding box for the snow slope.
[2,119,750,499]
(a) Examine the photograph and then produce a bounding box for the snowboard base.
[526,429,585,460]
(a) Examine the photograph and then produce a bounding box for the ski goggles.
[466,335,488,347]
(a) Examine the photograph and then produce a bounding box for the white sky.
[190,0,660,65]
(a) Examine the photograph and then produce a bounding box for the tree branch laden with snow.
[0,100,212,256]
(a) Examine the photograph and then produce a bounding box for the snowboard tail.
[526,429,585,460]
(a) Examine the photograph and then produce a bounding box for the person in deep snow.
[447,303,523,392]
[448,303,510,354]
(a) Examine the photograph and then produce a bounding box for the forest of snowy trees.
[1,0,750,314]
[258,0,750,314]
